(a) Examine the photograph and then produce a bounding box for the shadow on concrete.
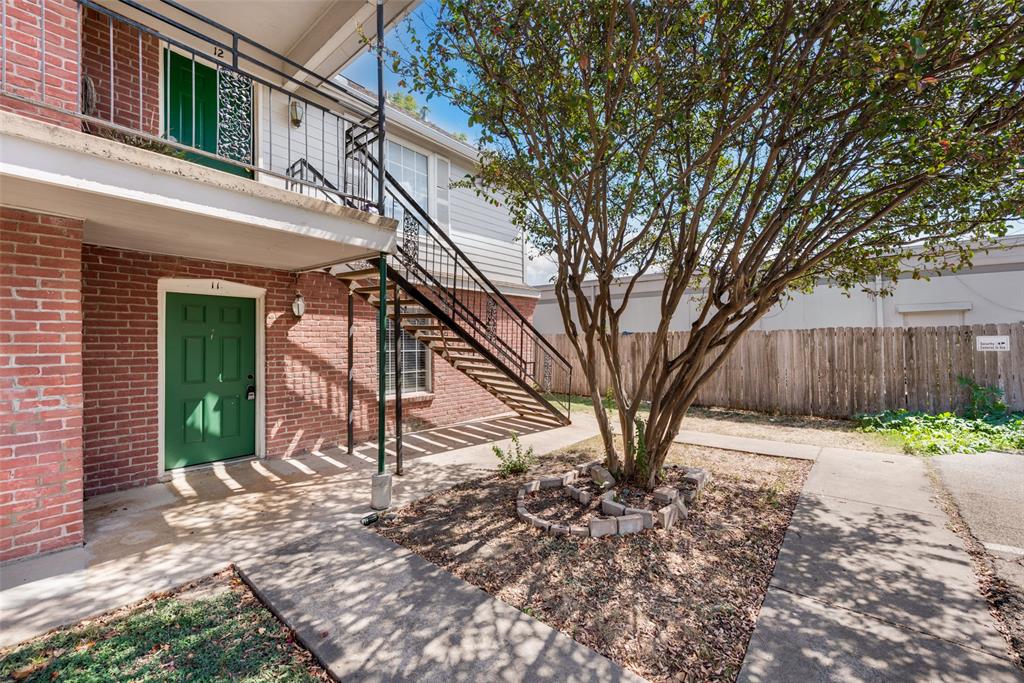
[740,487,1021,682]
[238,528,641,682]
[0,415,563,647]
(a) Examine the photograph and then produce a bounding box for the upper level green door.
[165,293,256,469]
[164,50,252,178]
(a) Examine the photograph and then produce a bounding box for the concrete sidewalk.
[739,448,1021,681]
[674,429,823,460]
[238,525,641,682]
[0,413,600,649]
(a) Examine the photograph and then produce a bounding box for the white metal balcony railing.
[0,0,383,211]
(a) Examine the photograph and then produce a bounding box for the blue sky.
[342,2,477,143]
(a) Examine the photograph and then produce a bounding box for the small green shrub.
[958,376,1008,419]
[493,433,536,476]
[856,409,1024,455]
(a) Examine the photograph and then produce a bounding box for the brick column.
[0,208,84,562]
[1,0,81,128]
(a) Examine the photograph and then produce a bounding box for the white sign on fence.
[976,335,1010,352]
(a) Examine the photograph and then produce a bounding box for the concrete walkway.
[238,525,639,682]
[739,447,1022,682]
[0,413,601,652]
[674,429,823,460]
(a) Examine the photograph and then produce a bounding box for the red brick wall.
[81,245,533,497]
[0,0,80,128]
[80,7,160,135]
[0,208,84,562]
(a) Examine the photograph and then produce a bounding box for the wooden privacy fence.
[543,322,1024,418]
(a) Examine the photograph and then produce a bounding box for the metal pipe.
[393,282,403,475]
[375,0,385,214]
[347,289,354,454]
[377,252,387,475]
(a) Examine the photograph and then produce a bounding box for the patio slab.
[0,413,599,649]
[237,527,642,682]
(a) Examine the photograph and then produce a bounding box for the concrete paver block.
[570,525,590,537]
[657,504,677,529]
[601,499,625,516]
[539,476,564,489]
[549,524,569,536]
[577,491,593,506]
[589,516,617,538]
[616,514,644,535]
[624,507,654,529]
[653,486,678,505]
[590,465,616,489]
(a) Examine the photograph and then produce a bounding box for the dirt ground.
[377,439,812,682]
[681,406,903,453]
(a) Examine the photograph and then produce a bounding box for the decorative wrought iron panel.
[402,212,420,264]
[485,299,497,340]
[217,70,253,164]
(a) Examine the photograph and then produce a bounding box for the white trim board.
[157,278,267,476]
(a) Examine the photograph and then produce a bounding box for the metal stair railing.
[377,167,572,422]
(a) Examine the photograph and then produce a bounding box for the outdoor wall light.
[292,293,306,318]
[288,100,304,128]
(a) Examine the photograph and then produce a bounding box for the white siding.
[252,99,527,286]
[449,159,523,285]
[256,86,349,197]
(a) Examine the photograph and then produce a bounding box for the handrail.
[123,0,379,117]
[63,0,381,207]
[381,167,571,370]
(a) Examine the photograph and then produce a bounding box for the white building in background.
[533,235,1024,334]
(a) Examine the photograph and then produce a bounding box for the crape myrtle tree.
[394,0,1024,487]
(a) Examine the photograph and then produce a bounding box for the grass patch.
[0,569,328,683]
[856,409,1024,455]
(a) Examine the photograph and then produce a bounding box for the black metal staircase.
[288,147,573,426]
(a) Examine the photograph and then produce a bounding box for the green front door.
[165,293,256,469]
[164,50,252,177]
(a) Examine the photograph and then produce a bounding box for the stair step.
[446,352,483,362]
[334,267,379,280]
[515,406,563,421]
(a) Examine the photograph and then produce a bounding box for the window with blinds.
[385,319,430,395]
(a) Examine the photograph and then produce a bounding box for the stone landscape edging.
[515,461,701,538]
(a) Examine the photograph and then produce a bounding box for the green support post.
[377,253,387,475]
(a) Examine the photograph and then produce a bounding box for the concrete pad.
[0,413,601,649]
[803,449,938,516]
[674,430,822,460]
[739,589,1022,683]
[773,493,1007,656]
[238,528,643,683]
